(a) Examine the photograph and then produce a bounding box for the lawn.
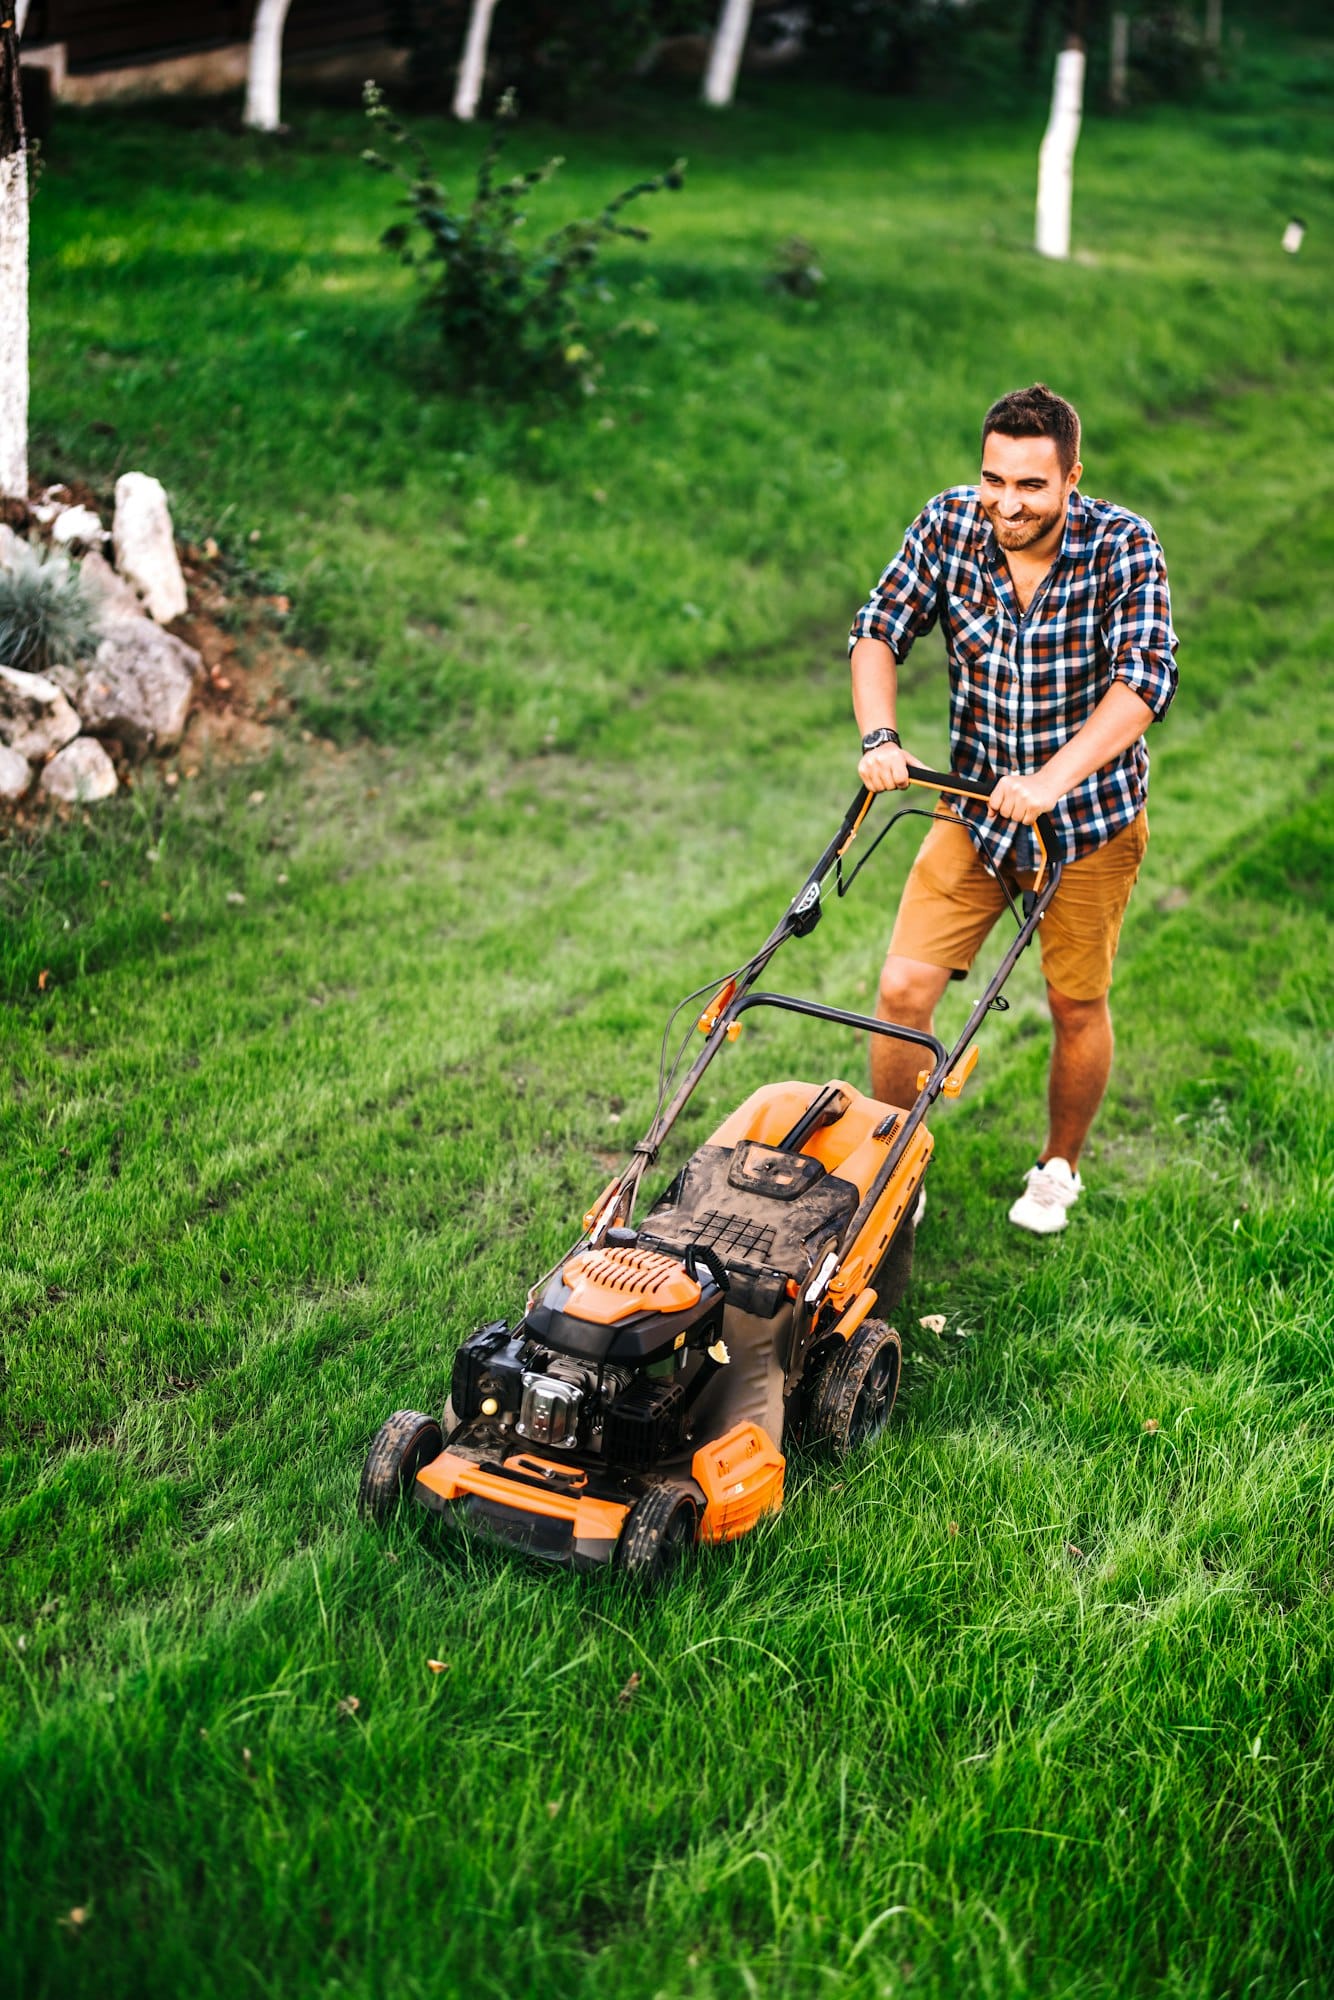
[2,34,1333,2000]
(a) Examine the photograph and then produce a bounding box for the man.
[849,383,1177,1234]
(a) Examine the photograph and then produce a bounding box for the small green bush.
[363,84,684,398]
[0,542,99,677]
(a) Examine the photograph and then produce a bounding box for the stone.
[0,664,83,761]
[112,472,188,623]
[50,504,106,550]
[40,736,118,803]
[79,547,146,620]
[0,523,25,571]
[0,743,31,799]
[77,615,201,755]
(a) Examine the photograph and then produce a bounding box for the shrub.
[0,542,99,677]
[1130,8,1214,102]
[768,235,825,299]
[363,84,684,398]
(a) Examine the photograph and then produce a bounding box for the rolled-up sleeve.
[1103,525,1178,721]
[849,502,943,662]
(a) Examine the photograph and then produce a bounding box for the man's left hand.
[988,772,1060,825]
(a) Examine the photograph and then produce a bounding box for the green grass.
[3,39,1333,2000]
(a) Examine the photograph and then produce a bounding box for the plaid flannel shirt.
[849,486,1178,868]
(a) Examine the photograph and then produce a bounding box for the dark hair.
[981,383,1081,476]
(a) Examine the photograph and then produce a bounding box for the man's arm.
[849,502,945,792]
[988,681,1155,824]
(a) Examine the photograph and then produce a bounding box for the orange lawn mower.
[359,770,1062,1583]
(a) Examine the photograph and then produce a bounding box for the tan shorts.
[889,810,1149,1001]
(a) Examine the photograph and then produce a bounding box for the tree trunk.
[453,0,499,122]
[1035,37,1085,261]
[15,0,32,38]
[244,0,295,132]
[703,0,754,107]
[0,17,28,502]
[1108,10,1128,108]
[1204,0,1222,48]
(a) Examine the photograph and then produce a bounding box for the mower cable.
[837,800,1029,933]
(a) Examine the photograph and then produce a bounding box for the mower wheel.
[615,1484,700,1586]
[358,1409,443,1524]
[807,1319,901,1458]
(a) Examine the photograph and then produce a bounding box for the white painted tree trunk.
[453,0,499,122]
[703,0,754,107]
[15,0,32,39]
[1205,0,1222,49]
[1109,11,1129,108]
[1035,40,1085,261]
[244,0,295,132]
[0,22,27,502]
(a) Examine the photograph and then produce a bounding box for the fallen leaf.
[1065,1542,1085,1561]
[1143,1419,1161,1434]
[59,1906,88,1932]
[161,912,172,923]
[617,1671,641,1708]
[226,891,246,907]
[336,1695,360,1718]
[546,1799,562,1818]
[919,1313,947,1334]
[247,790,266,807]
[947,1521,960,1537]
[427,1659,450,1674]
[37,969,50,991]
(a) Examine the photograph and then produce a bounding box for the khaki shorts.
[889,810,1149,1001]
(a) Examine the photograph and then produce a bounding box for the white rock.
[40,736,118,803]
[0,663,83,760]
[0,522,25,571]
[112,472,188,624]
[77,615,201,755]
[51,504,105,550]
[0,743,31,799]
[79,547,146,620]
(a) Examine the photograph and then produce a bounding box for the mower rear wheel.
[615,1484,700,1586]
[358,1409,443,1524]
[808,1319,902,1458]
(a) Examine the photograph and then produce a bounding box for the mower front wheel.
[808,1320,902,1458]
[358,1409,443,1524]
[615,1484,700,1586]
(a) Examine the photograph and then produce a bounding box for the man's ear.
[1068,459,1084,490]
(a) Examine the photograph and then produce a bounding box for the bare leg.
[1043,986,1114,1168]
[873,954,954,1108]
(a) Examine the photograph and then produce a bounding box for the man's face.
[979,431,1081,554]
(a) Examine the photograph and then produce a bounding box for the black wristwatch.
[860,726,901,753]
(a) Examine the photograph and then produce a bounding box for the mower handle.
[838,765,1060,889]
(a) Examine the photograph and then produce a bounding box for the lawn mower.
[359,770,1062,1582]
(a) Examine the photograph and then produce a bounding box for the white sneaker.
[1008,1157,1082,1235]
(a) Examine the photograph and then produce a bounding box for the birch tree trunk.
[1034,38,1085,260]
[703,0,754,107]
[244,0,295,132]
[0,17,28,501]
[15,0,32,38]
[453,0,499,122]
[1109,11,1129,109]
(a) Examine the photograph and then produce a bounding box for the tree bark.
[703,0,754,107]
[453,0,499,122]
[244,0,295,132]
[1035,36,1085,261]
[1108,10,1128,108]
[1204,0,1222,49]
[0,15,28,501]
[15,0,31,38]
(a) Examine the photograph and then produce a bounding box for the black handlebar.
[843,766,1060,886]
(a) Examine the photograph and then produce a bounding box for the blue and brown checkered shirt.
[850,486,1179,867]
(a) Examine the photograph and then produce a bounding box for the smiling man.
[848,383,1178,1233]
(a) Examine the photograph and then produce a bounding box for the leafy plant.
[0,541,99,677]
[767,235,825,299]
[363,84,684,397]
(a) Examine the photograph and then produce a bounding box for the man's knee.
[880,954,949,1024]
[1046,984,1111,1034]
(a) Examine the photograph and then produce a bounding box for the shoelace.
[1025,1166,1072,1208]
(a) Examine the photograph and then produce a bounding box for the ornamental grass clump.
[363,83,684,397]
[0,542,99,676]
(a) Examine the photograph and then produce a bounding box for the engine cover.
[516,1370,585,1449]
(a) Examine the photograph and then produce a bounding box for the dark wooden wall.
[20,2,440,75]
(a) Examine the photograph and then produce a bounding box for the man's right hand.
[858,742,914,792]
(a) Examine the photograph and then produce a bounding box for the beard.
[984,501,1065,551]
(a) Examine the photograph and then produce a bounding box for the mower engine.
[448,1240,730,1471]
